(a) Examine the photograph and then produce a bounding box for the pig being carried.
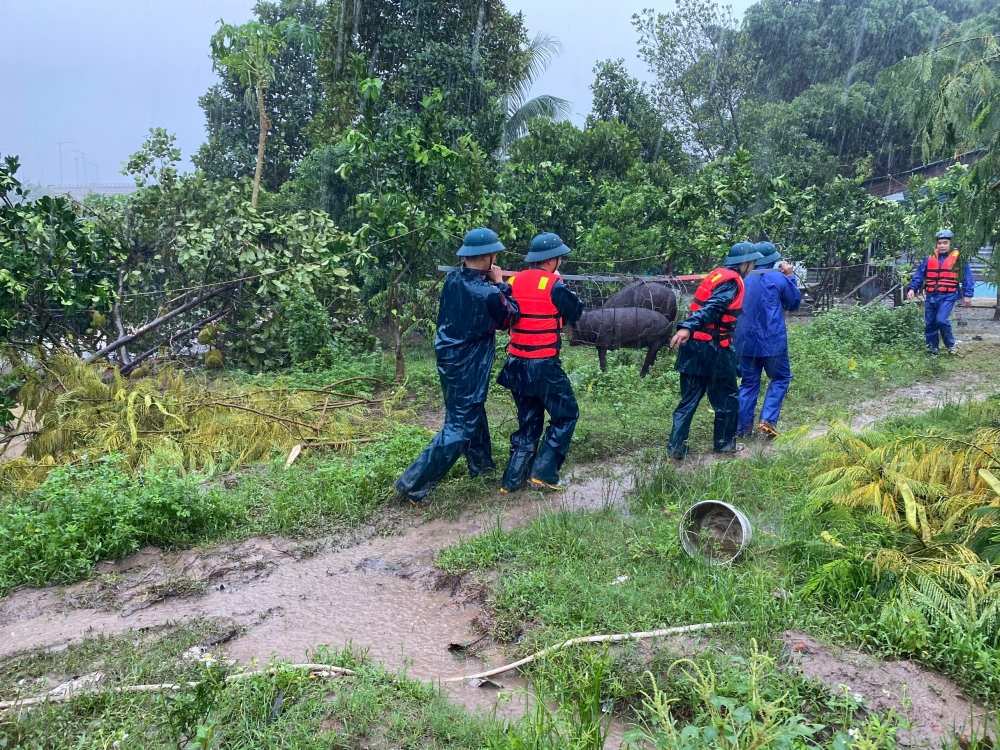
[565,281,677,378]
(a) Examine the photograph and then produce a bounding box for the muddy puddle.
[0,461,635,721]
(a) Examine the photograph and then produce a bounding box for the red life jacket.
[925,250,960,294]
[508,268,562,359]
[689,268,745,348]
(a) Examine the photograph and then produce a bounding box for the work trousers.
[737,354,793,435]
[924,294,957,352]
[667,372,739,459]
[501,389,579,491]
[394,401,494,502]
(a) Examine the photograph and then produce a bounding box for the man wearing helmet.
[734,241,801,439]
[905,229,974,355]
[394,228,520,506]
[666,242,764,460]
[498,233,585,492]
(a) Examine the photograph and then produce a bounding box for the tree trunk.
[252,86,271,208]
[113,269,130,365]
[387,284,405,382]
[994,287,999,321]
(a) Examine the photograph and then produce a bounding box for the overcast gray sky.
[0,0,754,186]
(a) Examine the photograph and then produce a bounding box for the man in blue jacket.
[905,229,974,355]
[734,241,801,439]
[394,228,520,506]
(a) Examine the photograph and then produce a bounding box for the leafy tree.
[742,0,998,175]
[195,0,325,194]
[666,148,779,271]
[633,0,758,160]
[209,15,318,206]
[501,118,647,252]
[318,0,529,152]
[339,82,509,380]
[587,58,686,169]
[901,30,1000,185]
[779,175,915,267]
[0,155,121,352]
[89,129,357,370]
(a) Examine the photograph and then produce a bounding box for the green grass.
[0,622,515,749]
[436,400,1000,705]
[0,423,430,594]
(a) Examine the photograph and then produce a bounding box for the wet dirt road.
[0,462,635,718]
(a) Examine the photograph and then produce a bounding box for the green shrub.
[0,456,233,594]
[284,288,337,366]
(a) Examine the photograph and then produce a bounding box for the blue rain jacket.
[733,267,802,358]
[435,267,520,407]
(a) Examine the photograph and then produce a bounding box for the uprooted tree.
[1,130,359,373]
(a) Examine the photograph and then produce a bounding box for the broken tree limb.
[444,622,739,683]
[119,306,234,377]
[200,401,319,434]
[0,663,355,712]
[86,285,233,364]
[319,377,385,390]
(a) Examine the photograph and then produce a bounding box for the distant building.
[862,150,985,199]
[49,183,137,201]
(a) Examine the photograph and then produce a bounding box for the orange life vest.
[925,250,960,294]
[689,268,745,348]
[508,268,562,359]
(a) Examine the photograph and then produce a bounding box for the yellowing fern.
[1,356,384,492]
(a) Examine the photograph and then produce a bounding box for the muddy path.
[2,340,997,740]
[0,461,635,719]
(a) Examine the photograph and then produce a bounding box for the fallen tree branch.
[0,663,355,712]
[86,285,233,364]
[319,377,385,390]
[302,438,379,448]
[200,401,318,434]
[120,307,234,377]
[444,622,739,683]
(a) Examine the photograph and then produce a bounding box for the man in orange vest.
[905,229,974,355]
[666,241,763,460]
[498,233,585,492]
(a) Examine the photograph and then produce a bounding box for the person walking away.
[394,228,520,506]
[498,233,584,492]
[666,242,763,460]
[905,229,974,355]
[734,241,801,439]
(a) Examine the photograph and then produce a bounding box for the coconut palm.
[501,33,573,151]
[210,19,317,207]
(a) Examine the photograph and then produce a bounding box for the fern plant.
[806,418,1000,646]
[1,355,384,492]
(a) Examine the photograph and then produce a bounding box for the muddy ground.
[783,631,990,748]
[2,312,999,745]
[0,462,634,720]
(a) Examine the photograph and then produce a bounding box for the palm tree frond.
[503,94,573,148]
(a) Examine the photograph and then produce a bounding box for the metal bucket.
[679,500,753,565]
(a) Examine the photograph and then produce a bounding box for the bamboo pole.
[0,664,355,712]
[444,622,738,683]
